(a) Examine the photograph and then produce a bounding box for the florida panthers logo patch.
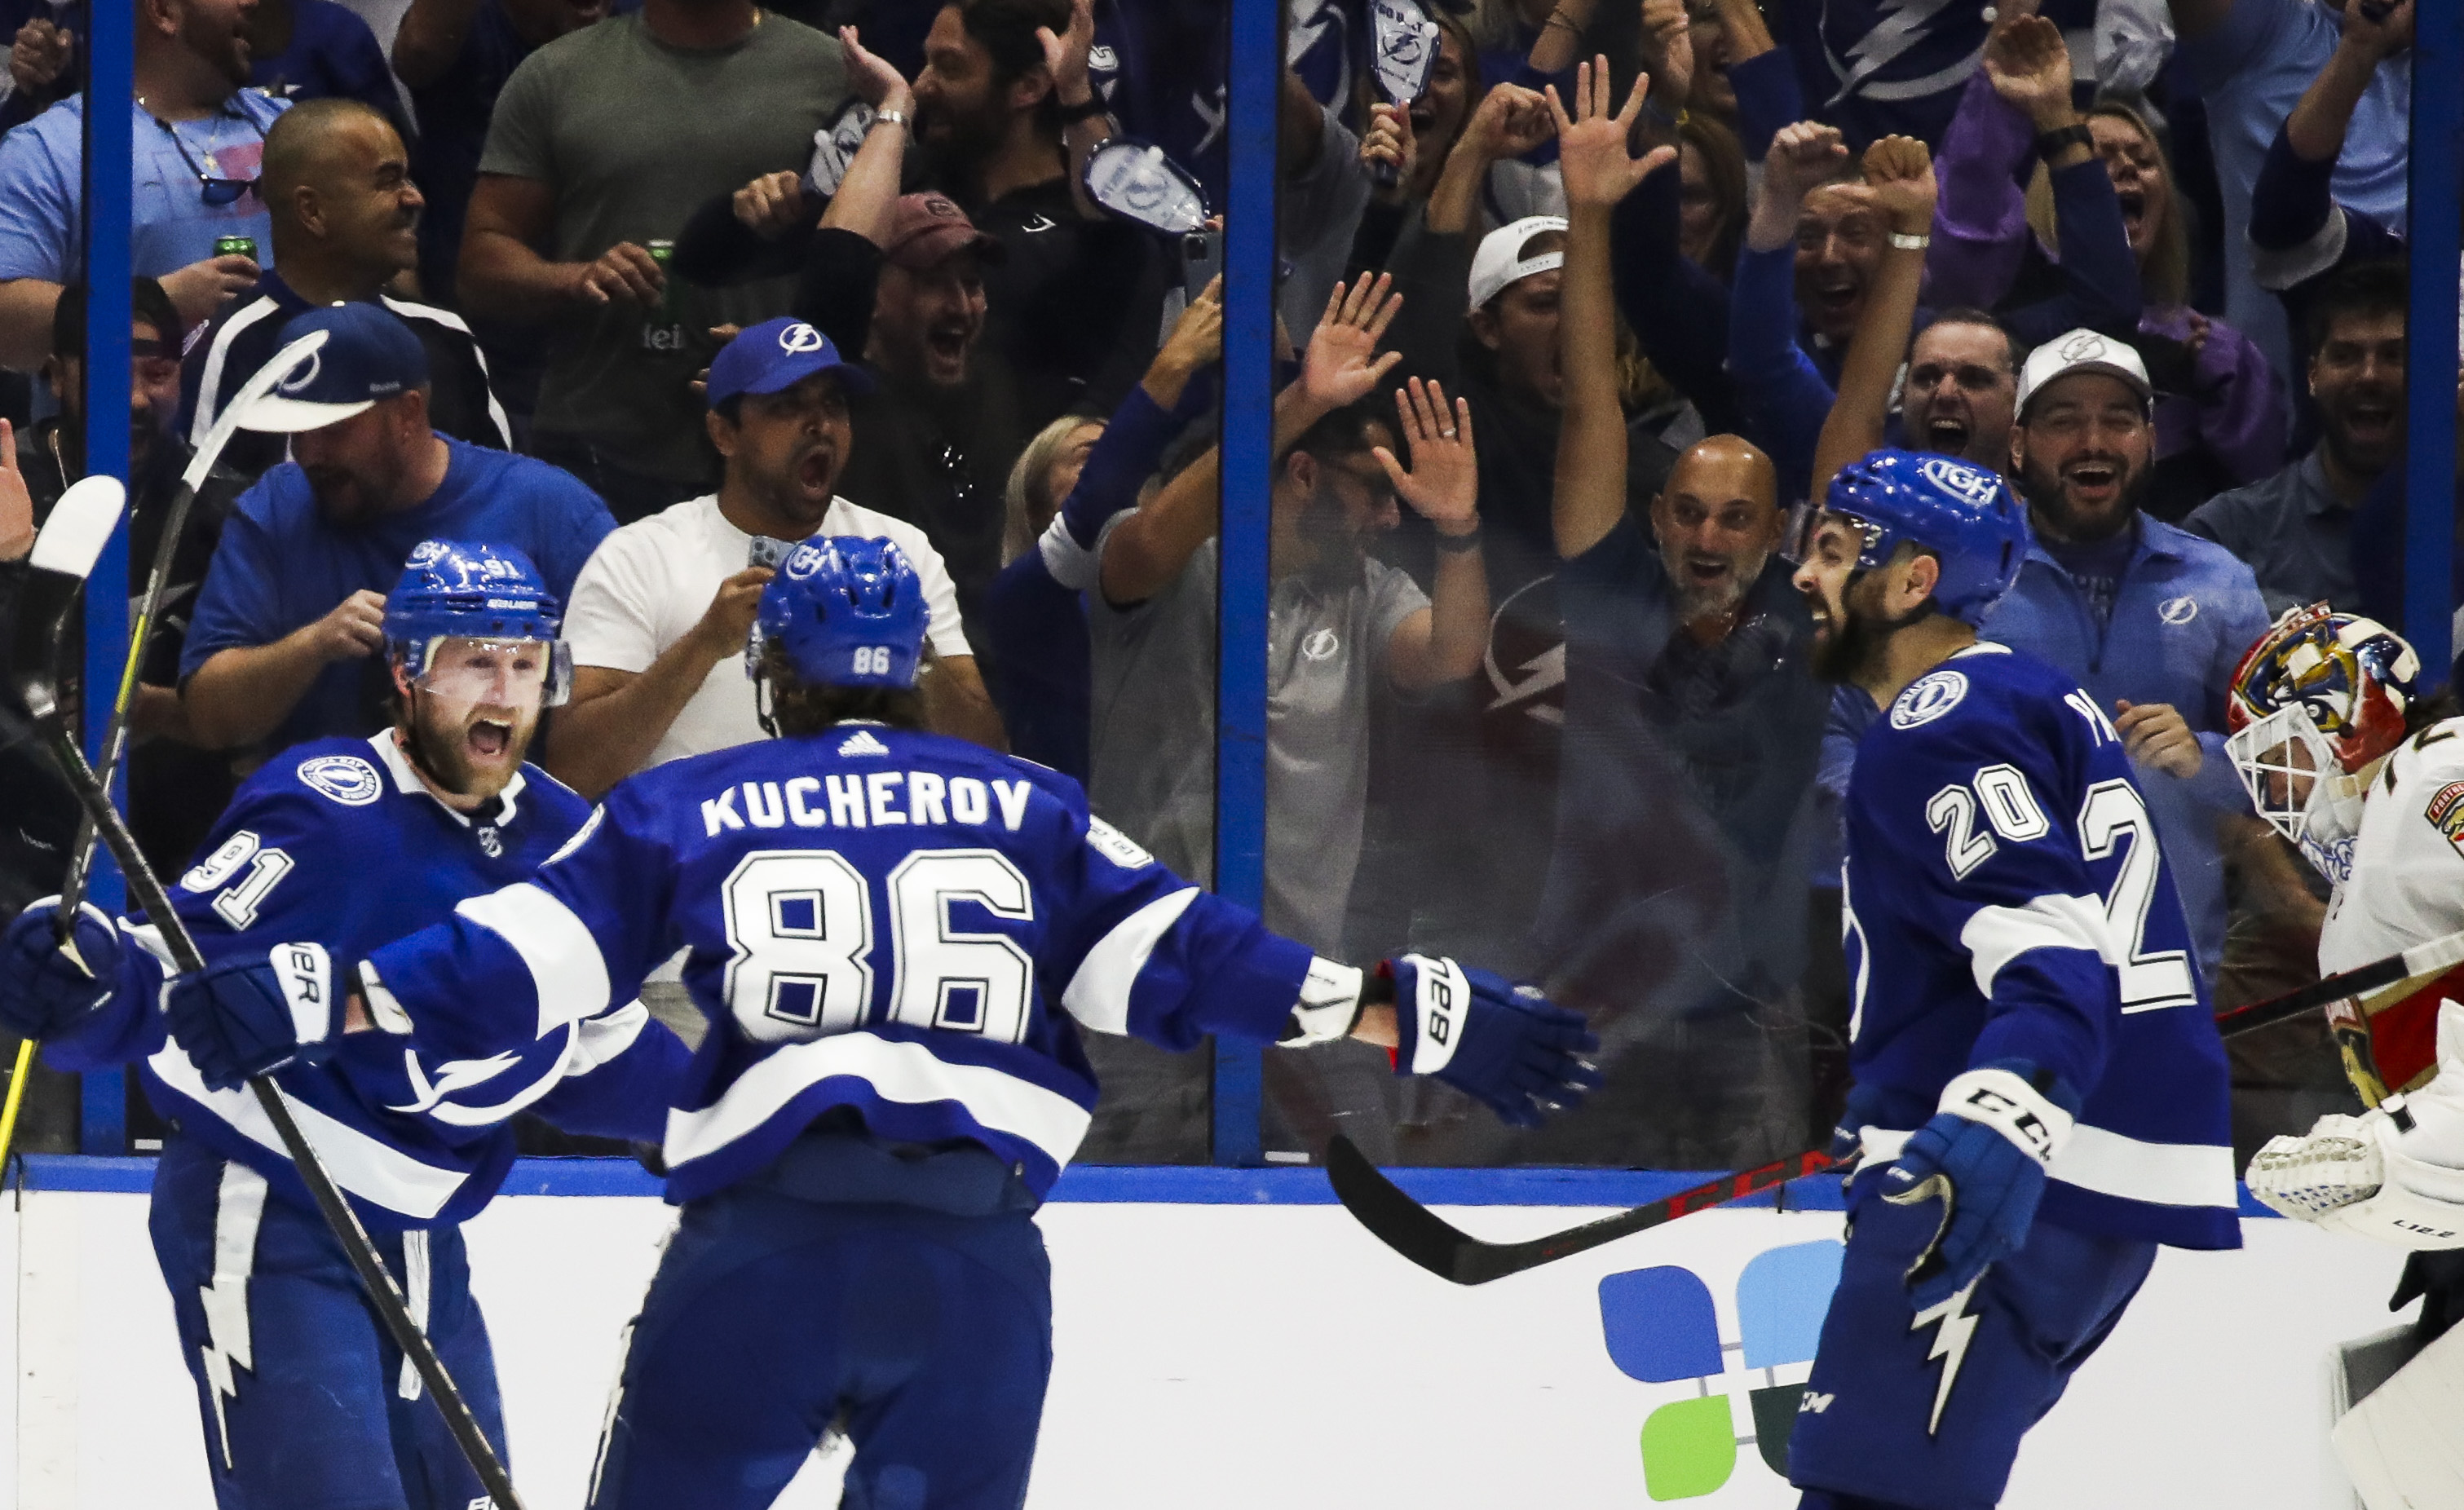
[297,754,382,806]
[1891,670,1969,730]
[2426,781,2464,853]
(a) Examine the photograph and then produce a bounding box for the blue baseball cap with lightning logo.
[707,317,876,408]
[235,302,431,433]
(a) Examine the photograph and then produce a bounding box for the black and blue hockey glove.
[0,898,124,1040]
[1388,953,1601,1128]
[166,942,341,1091]
[1882,1059,2080,1309]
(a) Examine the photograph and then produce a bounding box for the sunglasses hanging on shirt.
[150,109,262,207]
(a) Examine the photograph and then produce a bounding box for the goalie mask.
[2224,603,2419,883]
[382,540,573,710]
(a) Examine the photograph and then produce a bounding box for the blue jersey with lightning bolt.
[46,731,689,1230]
[1839,642,2239,1251]
[357,723,1322,1204]
[1773,0,2094,149]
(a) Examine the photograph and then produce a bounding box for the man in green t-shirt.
[459,0,848,522]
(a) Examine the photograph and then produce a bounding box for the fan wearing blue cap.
[545,316,1000,800]
[182,302,615,755]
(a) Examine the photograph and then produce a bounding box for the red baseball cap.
[882,192,1007,271]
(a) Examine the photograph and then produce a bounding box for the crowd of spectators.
[0,0,2455,1165]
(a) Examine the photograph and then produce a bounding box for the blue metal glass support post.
[76,5,135,1154]
[2404,0,2462,673]
[1212,0,1278,1165]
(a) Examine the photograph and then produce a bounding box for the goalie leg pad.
[2334,1315,2464,1510]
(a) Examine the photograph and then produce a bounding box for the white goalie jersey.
[2249,717,2464,1250]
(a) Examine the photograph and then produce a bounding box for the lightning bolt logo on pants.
[1910,1275,1982,1436]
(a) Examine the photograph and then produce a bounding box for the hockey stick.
[1332,929,2464,1285]
[11,483,525,1509]
[53,332,329,934]
[2210,926,2464,1040]
[1326,1136,1837,1284]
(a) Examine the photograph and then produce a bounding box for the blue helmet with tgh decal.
[748,535,927,691]
[1820,448,2031,627]
[382,539,571,705]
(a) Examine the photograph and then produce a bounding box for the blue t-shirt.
[0,90,287,282]
[249,0,398,117]
[180,436,615,748]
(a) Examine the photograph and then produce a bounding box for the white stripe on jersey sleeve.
[453,883,613,1039]
[662,1030,1093,1172]
[2055,1124,2240,1210]
[1958,892,2112,997]
[567,1000,651,1071]
[1059,886,1200,1035]
[1859,1123,2237,1211]
[148,1042,471,1219]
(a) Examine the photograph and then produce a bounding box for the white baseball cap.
[1467,215,1569,311]
[2015,328,2154,419]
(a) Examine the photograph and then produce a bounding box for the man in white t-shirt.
[549,317,1000,798]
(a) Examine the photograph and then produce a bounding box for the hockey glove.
[1882,1060,2079,1309]
[1388,954,1601,1128]
[0,899,123,1040]
[166,943,340,1091]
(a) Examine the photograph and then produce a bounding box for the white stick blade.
[25,475,127,581]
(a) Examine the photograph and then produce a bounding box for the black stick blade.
[1327,1136,1841,1286]
[1324,1134,1490,1283]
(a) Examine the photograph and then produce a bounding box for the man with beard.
[0,0,282,369]
[1783,446,2237,1510]
[183,98,511,487]
[180,302,615,756]
[1516,64,1826,1171]
[1978,329,2271,985]
[2186,261,2408,619]
[0,540,687,1509]
[906,0,1155,421]
[549,315,998,801]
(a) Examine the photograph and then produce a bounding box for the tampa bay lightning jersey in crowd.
[361,724,1320,1203]
[1841,643,2239,1250]
[49,733,687,1229]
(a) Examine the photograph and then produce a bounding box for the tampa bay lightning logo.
[276,349,321,394]
[782,539,830,580]
[1891,669,1969,729]
[297,754,382,806]
[405,539,449,568]
[1916,457,1999,506]
[777,321,826,355]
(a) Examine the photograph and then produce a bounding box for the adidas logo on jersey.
[837,730,890,757]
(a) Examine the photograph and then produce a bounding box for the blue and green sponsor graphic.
[1598,1241,1844,1500]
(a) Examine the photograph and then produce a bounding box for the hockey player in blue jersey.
[161,533,1603,1508]
[0,541,689,1509]
[1784,449,2238,1509]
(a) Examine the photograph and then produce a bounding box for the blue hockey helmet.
[748,535,928,691]
[382,539,572,707]
[1817,448,2031,626]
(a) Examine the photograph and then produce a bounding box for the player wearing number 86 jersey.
[1784,452,2234,1510]
[233,536,1598,1508]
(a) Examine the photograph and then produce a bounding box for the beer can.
[214,235,257,262]
[647,239,676,317]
